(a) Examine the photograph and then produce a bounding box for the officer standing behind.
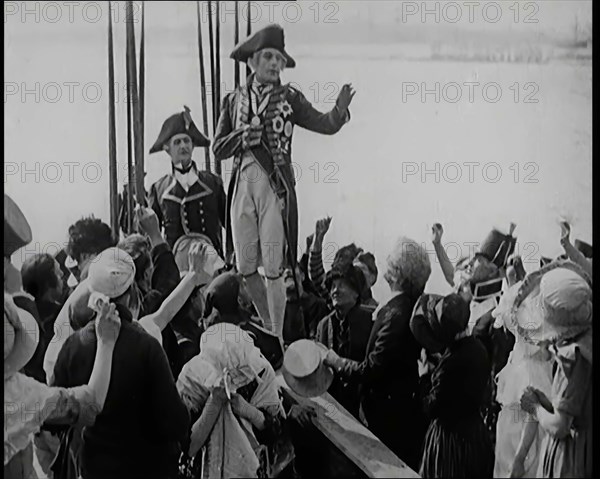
[148,107,226,257]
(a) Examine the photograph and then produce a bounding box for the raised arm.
[309,217,332,299]
[141,243,213,332]
[431,223,455,287]
[292,85,353,134]
[46,301,120,427]
[559,222,592,277]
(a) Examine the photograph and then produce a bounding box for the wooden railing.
[275,372,420,478]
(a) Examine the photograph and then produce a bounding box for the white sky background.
[5,1,592,298]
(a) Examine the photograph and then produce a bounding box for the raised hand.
[95,301,121,346]
[431,223,444,244]
[135,206,160,236]
[314,217,332,241]
[188,243,213,286]
[336,83,355,112]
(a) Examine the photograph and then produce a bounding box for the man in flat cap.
[148,106,226,256]
[213,24,355,339]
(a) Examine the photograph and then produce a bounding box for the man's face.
[330,278,358,313]
[164,133,193,167]
[251,48,287,84]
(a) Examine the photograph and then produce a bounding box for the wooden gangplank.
[275,372,420,478]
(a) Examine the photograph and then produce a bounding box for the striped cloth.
[419,414,494,478]
[308,246,328,299]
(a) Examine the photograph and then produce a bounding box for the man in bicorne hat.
[148,106,226,256]
[213,24,355,339]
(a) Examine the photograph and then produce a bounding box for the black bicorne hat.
[149,106,210,154]
[230,24,296,68]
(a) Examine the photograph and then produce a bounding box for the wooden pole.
[234,1,240,88]
[246,0,251,79]
[126,1,144,207]
[139,2,145,201]
[197,1,211,171]
[214,1,221,174]
[125,22,134,234]
[208,0,216,134]
[107,1,118,235]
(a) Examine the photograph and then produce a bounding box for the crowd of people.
[5,189,593,479]
[5,22,592,479]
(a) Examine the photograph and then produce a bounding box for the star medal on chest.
[251,115,261,127]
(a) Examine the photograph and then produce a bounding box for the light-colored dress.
[492,282,553,478]
[494,337,553,477]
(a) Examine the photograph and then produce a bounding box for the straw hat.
[4,293,39,377]
[410,293,470,353]
[4,194,32,257]
[282,339,333,398]
[87,247,136,298]
[510,260,592,344]
[173,233,225,278]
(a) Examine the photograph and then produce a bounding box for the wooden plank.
[275,373,420,478]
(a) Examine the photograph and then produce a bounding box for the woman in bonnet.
[491,264,554,478]
[516,260,592,478]
[176,322,285,478]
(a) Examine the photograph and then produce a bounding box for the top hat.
[282,339,333,398]
[477,228,517,269]
[4,195,32,257]
[510,260,592,344]
[149,106,210,154]
[574,239,592,259]
[410,293,470,353]
[230,24,296,68]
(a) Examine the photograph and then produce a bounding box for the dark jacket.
[425,336,491,422]
[52,306,190,479]
[332,292,425,469]
[316,304,373,418]
[213,75,349,265]
[149,163,226,253]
